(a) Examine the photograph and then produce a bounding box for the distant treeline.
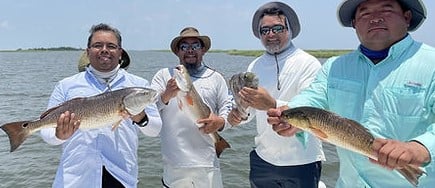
[221,49,353,58]
[1,47,353,58]
[15,47,83,51]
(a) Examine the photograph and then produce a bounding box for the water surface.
[0,51,338,187]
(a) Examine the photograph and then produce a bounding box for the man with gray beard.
[227,2,325,188]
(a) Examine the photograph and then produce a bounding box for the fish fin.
[185,93,194,106]
[0,121,32,152]
[396,164,426,187]
[310,127,328,141]
[212,132,231,158]
[111,120,123,131]
[177,99,183,110]
[41,98,85,118]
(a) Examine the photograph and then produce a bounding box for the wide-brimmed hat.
[338,0,426,31]
[77,48,130,72]
[252,1,300,39]
[170,27,211,54]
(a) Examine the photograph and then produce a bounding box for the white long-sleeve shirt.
[242,45,325,166]
[151,66,232,168]
[40,68,162,188]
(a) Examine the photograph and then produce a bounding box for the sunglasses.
[179,42,203,51]
[259,25,287,35]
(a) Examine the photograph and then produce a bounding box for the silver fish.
[1,87,158,152]
[174,64,230,157]
[281,106,425,187]
[228,72,258,120]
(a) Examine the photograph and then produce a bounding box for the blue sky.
[0,0,433,50]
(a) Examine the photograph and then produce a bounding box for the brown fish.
[1,87,158,152]
[174,64,230,157]
[281,106,425,187]
[228,72,259,120]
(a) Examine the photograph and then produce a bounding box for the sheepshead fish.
[1,87,158,152]
[280,106,425,187]
[174,64,230,157]
[228,72,259,120]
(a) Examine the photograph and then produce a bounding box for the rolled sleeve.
[138,103,162,137]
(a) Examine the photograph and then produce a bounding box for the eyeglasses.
[259,25,287,35]
[89,42,120,51]
[179,42,202,52]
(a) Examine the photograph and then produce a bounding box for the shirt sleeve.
[210,73,232,131]
[150,69,170,111]
[138,103,162,137]
[39,83,67,145]
[411,92,435,166]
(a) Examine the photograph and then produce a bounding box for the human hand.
[227,109,242,126]
[161,78,179,104]
[55,111,80,140]
[267,106,300,136]
[198,113,225,134]
[240,87,275,111]
[371,138,430,170]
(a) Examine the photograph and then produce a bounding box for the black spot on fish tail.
[0,121,32,152]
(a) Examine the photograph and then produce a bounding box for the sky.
[0,0,434,51]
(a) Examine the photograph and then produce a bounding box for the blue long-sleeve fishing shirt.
[288,35,435,188]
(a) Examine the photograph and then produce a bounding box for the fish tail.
[1,121,32,152]
[397,164,426,187]
[213,133,231,158]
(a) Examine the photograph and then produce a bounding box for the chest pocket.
[377,86,426,140]
[328,78,363,119]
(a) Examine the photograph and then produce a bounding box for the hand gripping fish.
[228,72,259,120]
[174,64,230,158]
[280,106,425,187]
[1,87,158,152]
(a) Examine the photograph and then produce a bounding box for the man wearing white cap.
[267,0,435,187]
[228,1,324,188]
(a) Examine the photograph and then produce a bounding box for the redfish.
[1,87,157,152]
[281,106,425,187]
[174,64,230,157]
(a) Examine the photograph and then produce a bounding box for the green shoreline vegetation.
[0,47,352,58]
[222,49,353,58]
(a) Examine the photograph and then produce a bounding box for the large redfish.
[174,64,230,157]
[1,87,157,152]
[280,106,425,187]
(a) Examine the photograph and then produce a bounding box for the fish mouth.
[175,65,182,71]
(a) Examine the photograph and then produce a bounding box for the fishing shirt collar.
[185,64,208,78]
[357,34,413,64]
[266,42,297,60]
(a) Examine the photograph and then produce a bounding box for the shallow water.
[0,51,338,187]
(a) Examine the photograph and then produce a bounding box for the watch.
[133,114,149,127]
